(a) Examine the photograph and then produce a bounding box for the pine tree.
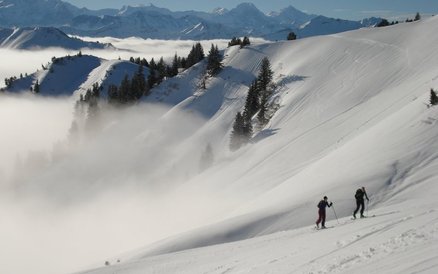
[287,32,297,40]
[149,58,157,70]
[414,12,421,21]
[180,57,187,69]
[430,89,438,106]
[242,111,253,138]
[258,57,273,92]
[131,65,146,99]
[148,69,157,88]
[171,53,179,77]
[140,58,149,67]
[206,44,223,76]
[186,45,196,68]
[91,83,101,98]
[108,84,119,105]
[186,43,205,68]
[157,57,167,84]
[119,75,131,104]
[86,92,99,128]
[243,80,260,119]
[34,80,40,94]
[230,112,246,151]
[241,36,251,48]
[257,95,268,126]
[195,42,205,61]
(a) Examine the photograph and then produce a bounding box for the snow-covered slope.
[6,55,147,96]
[0,27,113,50]
[77,17,438,274]
[297,15,363,38]
[77,59,149,98]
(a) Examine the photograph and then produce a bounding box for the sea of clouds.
[0,37,254,274]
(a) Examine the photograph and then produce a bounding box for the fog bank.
[0,94,238,274]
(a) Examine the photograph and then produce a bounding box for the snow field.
[79,17,438,274]
[80,206,438,274]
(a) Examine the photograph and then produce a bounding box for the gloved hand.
[366,198,370,201]
[330,202,333,206]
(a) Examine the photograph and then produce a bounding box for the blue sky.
[65,0,437,20]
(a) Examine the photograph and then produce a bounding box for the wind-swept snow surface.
[77,17,438,274]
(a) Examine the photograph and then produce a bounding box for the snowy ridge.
[0,27,113,50]
[77,59,149,98]
[7,55,148,97]
[77,17,438,274]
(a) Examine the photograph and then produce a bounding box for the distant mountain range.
[0,0,382,40]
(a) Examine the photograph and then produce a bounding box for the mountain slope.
[0,0,80,27]
[297,15,363,37]
[6,55,147,96]
[269,5,314,26]
[0,27,113,49]
[77,17,438,274]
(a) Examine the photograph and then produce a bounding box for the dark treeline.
[108,65,147,105]
[4,76,17,89]
[377,12,421,27]
[228,36,251,48]
[230,57,274,151]
[110,42,221,105]
[128,42,206,91]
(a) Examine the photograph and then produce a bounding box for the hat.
[323,196,328,200]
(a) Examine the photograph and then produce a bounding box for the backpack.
[355,189,363,199]
[317,200,324,209]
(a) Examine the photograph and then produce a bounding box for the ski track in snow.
[78,208,438,274]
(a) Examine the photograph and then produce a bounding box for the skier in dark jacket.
[316,196,332,229]
[353,187,369,219]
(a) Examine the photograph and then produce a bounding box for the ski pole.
[331,203,340,224]
[367,199,369,217]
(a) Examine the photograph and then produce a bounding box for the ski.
[314,226,333,230]
[351,215,376,220]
